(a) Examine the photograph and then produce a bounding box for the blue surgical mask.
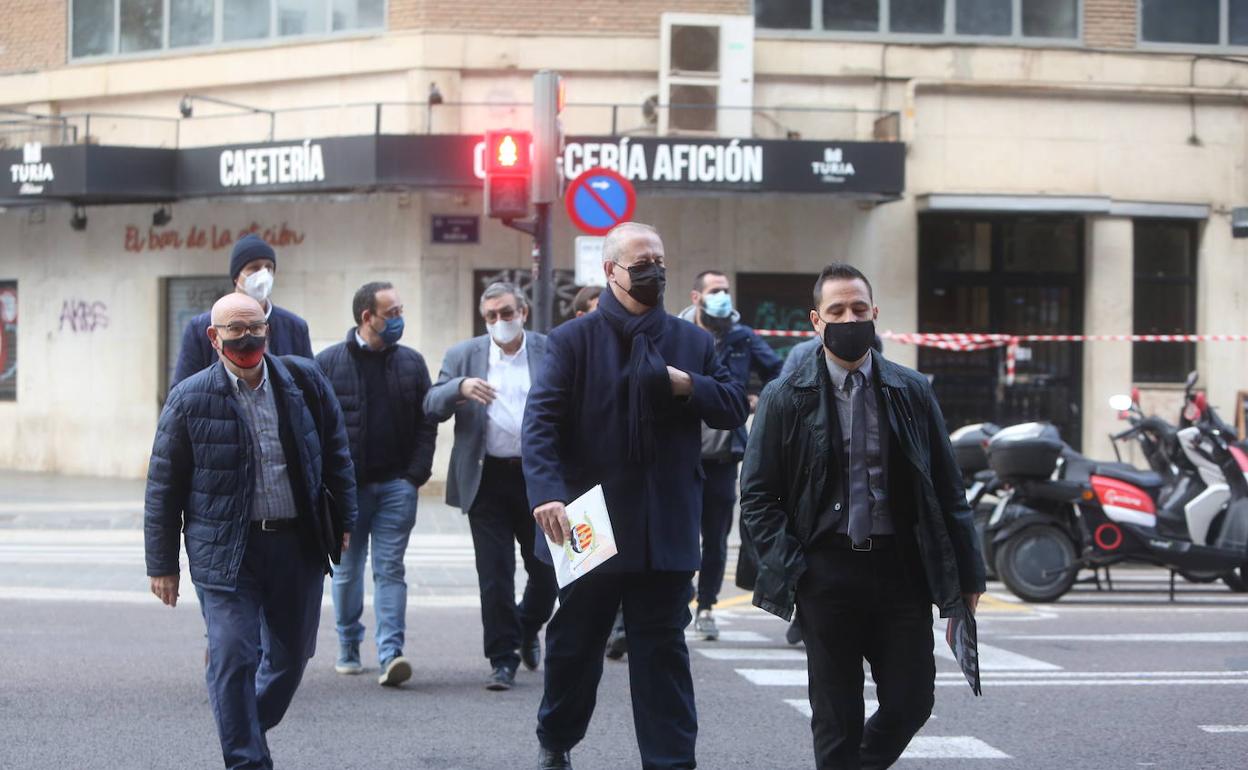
[378,316,404,346]
[703,291,733,319]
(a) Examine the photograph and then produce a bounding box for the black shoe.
[521,631,542,671]
[605,628,627,660]
[785,618,803,646]
[486,664,516,691]
[538,747,572,770]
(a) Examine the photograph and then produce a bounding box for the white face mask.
[242,269,274,303]
[487,317,524,346]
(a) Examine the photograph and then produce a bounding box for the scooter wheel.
[1222,568,1247,592]
[994,526,1078,603]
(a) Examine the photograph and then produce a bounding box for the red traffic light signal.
[484,130,531,174]
[484,130,532,220]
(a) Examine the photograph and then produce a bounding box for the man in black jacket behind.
[741,263,985,770]
[316,281,437,687]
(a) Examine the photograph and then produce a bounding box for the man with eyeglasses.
[145,293,357,770]
[315,281,438,687]
[172,234,313,388]
[424,281,557,692]
[523,222,749,770]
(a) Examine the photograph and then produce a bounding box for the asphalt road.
[2,473,1247,769]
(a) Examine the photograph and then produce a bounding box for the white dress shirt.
[484,333,531,459]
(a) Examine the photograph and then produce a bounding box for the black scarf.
[597,286,670,465]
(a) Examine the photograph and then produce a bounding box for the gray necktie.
[846,370,871,546]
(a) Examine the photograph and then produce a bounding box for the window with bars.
[71,0,385,59]
[1132,220,1198,384]
[753,0,1079,40]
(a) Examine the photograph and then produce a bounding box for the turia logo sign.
[810,146,856,184]
[10,142,54,195]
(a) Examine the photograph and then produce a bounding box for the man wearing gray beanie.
[172,234,314,387]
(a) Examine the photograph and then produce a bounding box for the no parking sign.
[565,167,636,236]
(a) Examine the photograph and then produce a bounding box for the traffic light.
[484,129,531,220]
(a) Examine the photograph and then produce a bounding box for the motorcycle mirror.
[1185,371,1199,389]
[1130,386,1141,406]
[1109,394,1134,412]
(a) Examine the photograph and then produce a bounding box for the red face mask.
[219,334,266,369]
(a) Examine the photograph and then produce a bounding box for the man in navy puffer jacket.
[145,293,357,770]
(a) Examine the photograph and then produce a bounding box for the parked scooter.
[988,373,1248,602]
[950,423,1002,579]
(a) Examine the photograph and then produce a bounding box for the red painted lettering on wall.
[122,222,306,252]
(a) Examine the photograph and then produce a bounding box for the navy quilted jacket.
[144,355,358,589]
[314,330,438,488]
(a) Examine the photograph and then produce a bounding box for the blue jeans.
[331,477,418,664]
[201,528,324,770]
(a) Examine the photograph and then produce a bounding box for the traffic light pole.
[499,206,553,334]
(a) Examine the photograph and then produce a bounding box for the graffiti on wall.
[124,222,305,253]
[0,281,16,399]
[59,299,109,334]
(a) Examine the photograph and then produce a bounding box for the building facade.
[2,0,1246,478]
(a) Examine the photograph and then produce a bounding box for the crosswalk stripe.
[933,638,1061,671]
[784,698,936,721]
[1003,632,1248,643]
[696,648,807,661]
[1199,725,1248,733]
[738,668,1248,688]
[902,737,1010,759]
[695,630,772,643]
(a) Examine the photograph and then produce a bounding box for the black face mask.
[822,318,875,362]
[624,263,666,308]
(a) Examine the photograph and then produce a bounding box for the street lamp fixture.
[178,94,276,141]
[152,205,172,227]
[70,205,87,231]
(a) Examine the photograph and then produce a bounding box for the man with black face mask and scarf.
[676,271,782,641]
[741,263,985,770]
[522,222,748,770]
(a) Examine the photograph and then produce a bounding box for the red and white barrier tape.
[753,330,1248,385]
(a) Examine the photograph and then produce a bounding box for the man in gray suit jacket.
[424,282,558,692]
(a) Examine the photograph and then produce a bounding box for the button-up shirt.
[226,360,299,521]
[484,334,531,459]
[825,353,892,536]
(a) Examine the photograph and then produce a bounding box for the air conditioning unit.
[659,13,754,137]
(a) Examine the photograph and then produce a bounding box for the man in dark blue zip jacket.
[677,270,782,641]
[146,293,357,770]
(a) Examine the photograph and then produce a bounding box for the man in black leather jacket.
[741,263,985,770]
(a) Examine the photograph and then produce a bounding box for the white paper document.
[544,485,618,588]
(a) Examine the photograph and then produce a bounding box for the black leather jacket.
[740,349,986,621]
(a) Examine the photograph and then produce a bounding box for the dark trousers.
[796,544,935,770]
[696,459,739,608]
[468,458,557,669]
[538,570,697,770]
[199,529,324,770]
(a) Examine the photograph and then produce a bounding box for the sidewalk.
[0,470,469,534]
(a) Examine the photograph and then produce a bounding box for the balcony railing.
[0,101,900,150]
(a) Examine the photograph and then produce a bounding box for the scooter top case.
[987,422,1065,482]
[952,422,1000,476]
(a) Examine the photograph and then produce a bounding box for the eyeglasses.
[213,322,269,338]
[482,306,518,324]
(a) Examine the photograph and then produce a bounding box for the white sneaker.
[694,609,719,641]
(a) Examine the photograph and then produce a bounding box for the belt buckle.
[851,537,873,552]
[260,519,276,532]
